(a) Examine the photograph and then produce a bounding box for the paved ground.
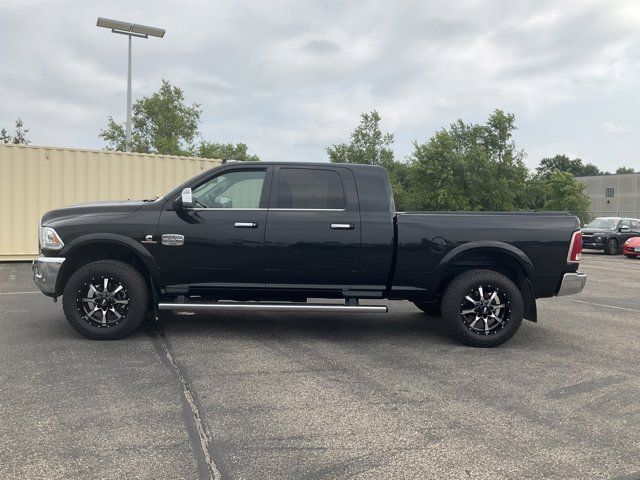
[1,253,639,480]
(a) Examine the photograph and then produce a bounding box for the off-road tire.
[62,260,149,340]
[441,269,524,348]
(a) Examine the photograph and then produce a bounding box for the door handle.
[330,223,354,230]
[234,222,258,228]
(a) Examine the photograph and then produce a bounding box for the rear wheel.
[62,260,149,340]
[413,301,441,316]
[605,238,618,255]
[441,269,524,348]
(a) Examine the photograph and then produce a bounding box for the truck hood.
[41,200,147,225]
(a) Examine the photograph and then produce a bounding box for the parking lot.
[0,252,639,480]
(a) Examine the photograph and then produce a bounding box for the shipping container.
[0,144,221,260]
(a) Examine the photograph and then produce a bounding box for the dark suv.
[581,217,640,255]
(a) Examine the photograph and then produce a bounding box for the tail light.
[567,231,582,264]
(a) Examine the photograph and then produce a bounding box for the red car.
[623,237,640,258]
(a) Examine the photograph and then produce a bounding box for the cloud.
[602,122,630,134]
[1,0,640,171]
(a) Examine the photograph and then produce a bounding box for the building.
[577,172,640,220]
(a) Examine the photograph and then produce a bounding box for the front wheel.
[62,260,149,340]
[605,238,618,255]
[441,269,524,348]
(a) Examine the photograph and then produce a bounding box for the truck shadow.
[154,310,455,345]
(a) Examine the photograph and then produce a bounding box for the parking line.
[566,298,640,314]
[0,291,40,296]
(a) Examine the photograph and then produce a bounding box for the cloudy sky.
[1,0,639,171]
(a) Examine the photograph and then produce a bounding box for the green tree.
[327,110,395,166]
[616,166,635,174]
[407,110,529,211]
[199,142,260,161]
[100,80,201,155]
[1,118,30,144]
[542,171,591,223]
[536,154,600,178]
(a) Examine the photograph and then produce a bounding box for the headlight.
[39,226,64,250]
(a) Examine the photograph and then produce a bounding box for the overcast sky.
[1,0,639,171]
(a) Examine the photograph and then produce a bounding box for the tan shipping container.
[0,144,221,261]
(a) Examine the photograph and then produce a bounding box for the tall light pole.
[97,18,165,152]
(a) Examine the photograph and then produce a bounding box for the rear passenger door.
[264,166,361,291]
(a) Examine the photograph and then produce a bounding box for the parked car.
[33,162,586,347]
[581,217,640,255]
[623,237,640,258]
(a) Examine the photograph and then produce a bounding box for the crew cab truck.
[33,162,586,347]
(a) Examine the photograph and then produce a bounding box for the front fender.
[59,233,160,286]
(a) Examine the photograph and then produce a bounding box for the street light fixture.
[97,17,165,152]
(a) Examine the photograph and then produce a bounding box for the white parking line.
[0,291,40,296]
[565,298,640,314]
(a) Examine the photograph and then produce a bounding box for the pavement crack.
[148,321,223,480]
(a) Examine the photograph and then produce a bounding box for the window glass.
[277,168,345,209]
[620,219,631,228]
[585,218,618,230]
[605,188,615,198]
[192,170,266,208]
[632,220,640,229]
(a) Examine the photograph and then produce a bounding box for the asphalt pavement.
[1,253,639,480]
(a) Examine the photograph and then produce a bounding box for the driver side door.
[156,165,272,292]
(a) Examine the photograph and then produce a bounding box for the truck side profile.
[33,162,586,347]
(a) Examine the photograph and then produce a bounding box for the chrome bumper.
[557,272,587,296]
[32,255,65,297]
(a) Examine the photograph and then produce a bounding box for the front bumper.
[557,272,587,296]
[32,255,65,297]
[582,241,604,249]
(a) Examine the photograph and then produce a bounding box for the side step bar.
[158,302,388,313]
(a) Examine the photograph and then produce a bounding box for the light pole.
[97,18,165,152]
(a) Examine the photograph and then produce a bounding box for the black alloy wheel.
[63,260,149,340]
[441,269,524,347]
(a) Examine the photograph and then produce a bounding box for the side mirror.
[180,188,194,209]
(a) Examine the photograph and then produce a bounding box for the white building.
[577,172,640,219]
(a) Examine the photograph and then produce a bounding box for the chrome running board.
[158,302,388,313]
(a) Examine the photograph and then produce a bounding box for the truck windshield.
[585,218,618,229]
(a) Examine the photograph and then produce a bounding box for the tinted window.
[192,170,266,208]
[620,219,631,228]
[277,168,345,209]
[632,220,640,229]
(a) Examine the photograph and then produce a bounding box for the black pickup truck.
[33,162,586,347]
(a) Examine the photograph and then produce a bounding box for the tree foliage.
[327,110,394,166]
[536,154,601,178]
[542,171,591,223]
[199,142,260,162]
[99,80,261,161]
[1,118,30,145]
[404,110,528,211]
[616,166,635,174]
[327,109,604,218]
[100,80,202,156]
